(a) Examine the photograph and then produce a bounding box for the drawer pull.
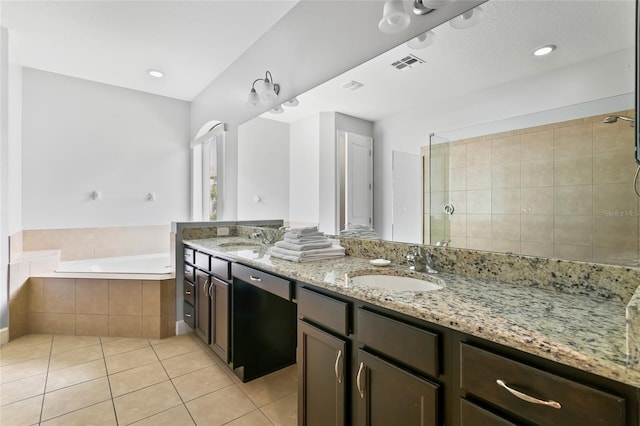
[249,275,262,282]
[496,379,561,409]
[334,350,343,384]
[356,362,365,399]
[185,290,192,295]
[185,313,192,318]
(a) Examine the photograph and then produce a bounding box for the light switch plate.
[217,227,230,236]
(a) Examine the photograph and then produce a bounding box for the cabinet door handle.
[496,379,561,409]
[334,350,343,384]
[249,275,262,282]
[209,282,214,299]
[203,278,210,294]
[356,362,365,399]
[185,290,192,295]
[185,313,192,318]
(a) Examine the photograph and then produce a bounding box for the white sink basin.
[218,241,262,248]
[350,274,443,292]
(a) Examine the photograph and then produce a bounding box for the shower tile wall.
[423,109,639,265]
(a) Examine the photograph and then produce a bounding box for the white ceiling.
[0,0,299,101]
[261,0,636,124]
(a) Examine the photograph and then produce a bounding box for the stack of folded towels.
[270,226,346,263]
[339,223,379,239]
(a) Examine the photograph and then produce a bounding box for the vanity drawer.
[357,308,439,377]
[460,343,625,426]
[232,263,291,300]
[183,264,194,282]
[211,257,230,281]
[184,247,195,265]
[194,251,210,270]
[298,287,350,336]
[183,280,195,305]
[183,302,195,329]
[460,398,516,426]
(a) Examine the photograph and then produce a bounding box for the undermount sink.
[350,274,444,292]
[218,241,262,248]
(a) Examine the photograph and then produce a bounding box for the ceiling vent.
[391,54,425,71]
[340,80,364,91]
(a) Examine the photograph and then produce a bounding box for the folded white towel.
[284,231,325,240]
[275,240,333,251]
[287,226,318,235]
[269,251,346,263]
[271,245,345,258]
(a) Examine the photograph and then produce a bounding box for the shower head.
[603,115,635,127]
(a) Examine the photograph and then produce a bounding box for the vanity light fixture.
[147,69,164,78]
[449,6,484,29]
[533,44,557,56]
[412,0,452,15]
[379,0,411,34]
[269,105,284,114]
[247,70,280,107]
[283,97,299,107]
[407,30,436,49]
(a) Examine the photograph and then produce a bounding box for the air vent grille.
[391,54,425,71]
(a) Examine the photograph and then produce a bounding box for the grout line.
[99,335,119,425]
[37,335,54,424]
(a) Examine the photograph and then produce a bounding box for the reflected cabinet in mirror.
[237,0,637,267]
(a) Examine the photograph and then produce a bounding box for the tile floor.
[0,333,297,425]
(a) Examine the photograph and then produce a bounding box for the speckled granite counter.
[184,237,640,388]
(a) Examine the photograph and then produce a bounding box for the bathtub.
[56,253,173,275]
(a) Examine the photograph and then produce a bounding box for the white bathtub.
[56,253,173,275]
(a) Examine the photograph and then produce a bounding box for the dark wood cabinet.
[356,349,440,426]
[209,277,229,362]
[194,269,210,343]
[297,320,347,426]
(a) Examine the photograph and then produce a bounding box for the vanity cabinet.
[194,268,210,342]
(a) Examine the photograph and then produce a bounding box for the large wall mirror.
[237,0,637,267]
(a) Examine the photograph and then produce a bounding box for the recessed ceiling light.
[533,44,557,56]
[147,69,165,78]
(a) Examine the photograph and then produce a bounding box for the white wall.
[373,48,635,241]
[237,117,290,221]
[289,114,320,225]
[21,68,191,229]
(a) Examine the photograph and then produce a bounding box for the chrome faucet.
[252,226,286,245]
[406,245,438,274]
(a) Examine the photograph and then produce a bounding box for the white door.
[392,151,421,243]
[345,133,373,228]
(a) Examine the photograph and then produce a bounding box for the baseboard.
[175,320,193,336]
[0,327,9,345]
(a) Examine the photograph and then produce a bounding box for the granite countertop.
[184,237,639,388]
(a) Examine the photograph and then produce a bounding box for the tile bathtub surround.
[25,278,176,339]
[423,109,639,266]
[22,225,171,261]
[340,237,640,302]
[0,334,297,426]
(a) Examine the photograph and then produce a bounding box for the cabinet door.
[298,320,347,426]
[209,278,229,363]
[194,270,210,343]
[356,349,439,426]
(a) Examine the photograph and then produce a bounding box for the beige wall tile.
[76,314,109,337]
[467,215,491,239]
[553,124,592,158]
[554,244,593,263]
[593,216,638,249]
[143,281,161,317]
[593,120,634,153]
[429,147,448,170]
[130,226,171,256]
[521,187,554,215]
[59,229,95,261]
[76,279,109,315]
[448,144,467,169]
[448,191,467,215]
[521,160,553,188]
[22,229,61,251]
[521,130,553,161]
[28,277,45,313]
[554,215,593,246]
[491,239,521,254]
[492,162,521,189]
[448,168,467,191]
[467,190,491,214]
[467,238,492,251]
[430,168,445,191]
[9,231,23,263]
[554,185,592,216]
[27,312,48,334]
[44,278,76,314]
[29,313,76,335]
[491,135,521,164]
[491,189,521,215]
[521,215,554,243]
[593,246,639,265]
[430,191,444,210]
[449,215,467,237]
[466,165,491,190]
[520,242,555,258]
[9,263,29,301]
[109,280,142,316]
[491,215,521,241]
[109,315,142,338]
[9,301,28,340]
[593,183,638,216]
[554,156,593,186]
[466,139,492,166]
[164,316,176,338]
[449,236,467,249]
[94,228,134,258]
[594,149,638,184]
[142,317,162,339]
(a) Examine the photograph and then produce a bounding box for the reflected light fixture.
[533,44,557,56]
[407,30,436,49]
[449,6,484,29]
[270,105,284,114]
[247,70,280,107]
[147,69,164,78]
[379,0,411,34]
[283,97,299,107]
